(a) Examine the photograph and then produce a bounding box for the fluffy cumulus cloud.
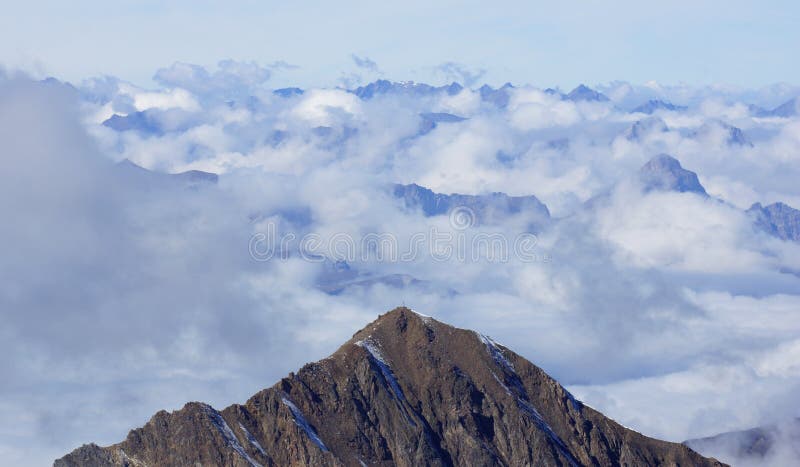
[2,68,800,466]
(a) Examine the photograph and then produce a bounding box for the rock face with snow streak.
[55,308,725,467]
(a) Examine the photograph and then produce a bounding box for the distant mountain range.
[767,98,799,117]
[685,418,800,466]
[747,202,800,242]
[344,80,616,105]
[392,183,550,226]
[56,308,725,467]
[581,153,800,245]
[325,158,800,297]
[631,100,688,114]
[751,97,799,118]
[351,80,463,99]
[118,152,800,260]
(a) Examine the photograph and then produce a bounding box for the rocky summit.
[55,308,725,467]
[638,154,708,196]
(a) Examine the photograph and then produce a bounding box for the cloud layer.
[2,64,800,465]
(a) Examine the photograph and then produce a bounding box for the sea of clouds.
[1,61,800,465]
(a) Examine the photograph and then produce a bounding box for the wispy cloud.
[350,54,381,74]
[436,61,486,86]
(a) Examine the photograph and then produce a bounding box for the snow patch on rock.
[239,423,267,457]
[281,397,329,452]
[202,404,263,467]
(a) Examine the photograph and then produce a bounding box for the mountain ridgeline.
[684,418,800,466]
[56,308,725,467]
[392,183,550,226]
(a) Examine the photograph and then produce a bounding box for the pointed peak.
[644,153,682,169]
[353,306,436,337]
[639,154,708,196]
[57,305,727,467]
[565,84,609,102]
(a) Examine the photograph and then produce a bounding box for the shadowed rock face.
[55,308,725,467]
[638,154,708,196]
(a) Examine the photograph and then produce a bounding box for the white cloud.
[289,88,362,126]
[131,88,200,112]
[3,68,800,466]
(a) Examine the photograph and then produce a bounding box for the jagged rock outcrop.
[392,183,550,226]
[351,80,462,100]
[56,308,725,467]
[748,202,800,242]
[625,117,669,142]
[478,83,514,108]
[565,84,609,102]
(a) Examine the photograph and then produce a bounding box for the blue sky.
[2,0,799,88]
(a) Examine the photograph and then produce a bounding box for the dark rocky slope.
[56,308,725,467]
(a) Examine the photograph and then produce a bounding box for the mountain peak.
[747,201,800,242]
[639,154,708,196]
[760,97,799,117]
[57,306,725,467]
[631,99,688,114]
[352,80,462,99]
[625,116,669,141]
[392,182,550,226]
[565,84,609,102]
